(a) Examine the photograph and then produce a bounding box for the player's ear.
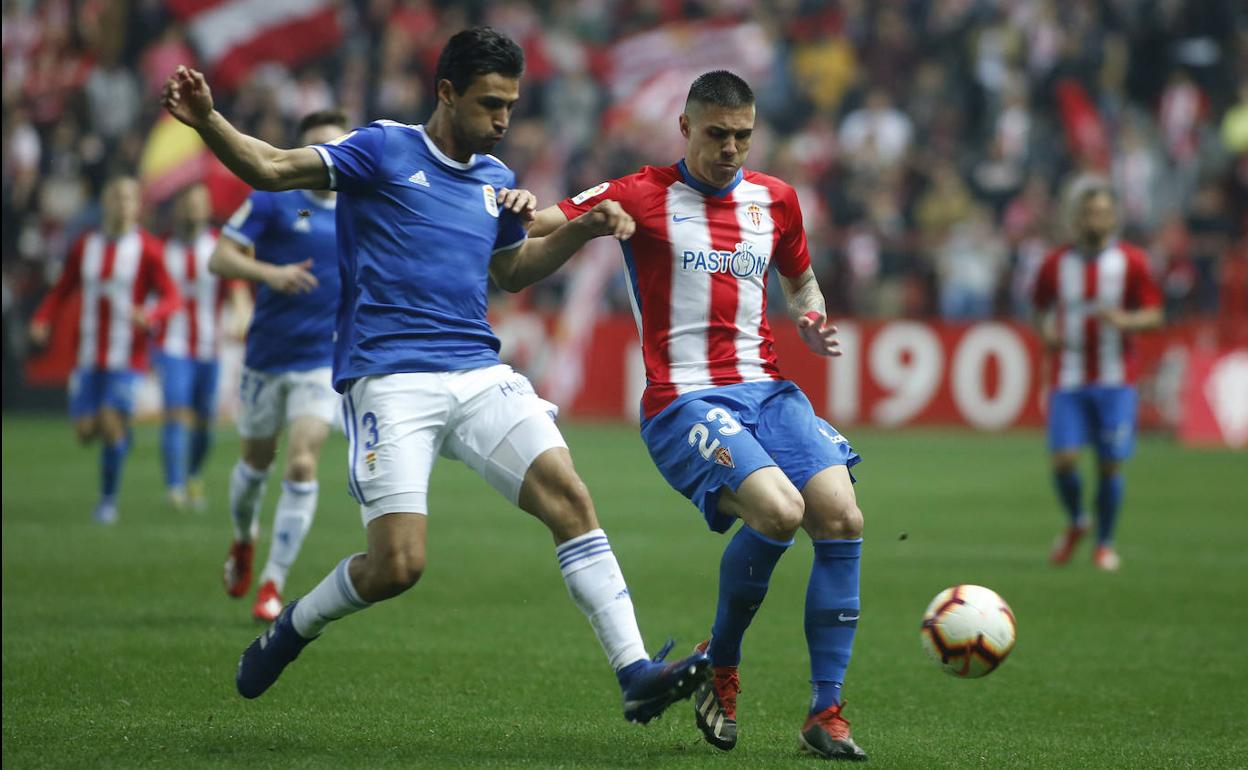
[436,79,455,109]
[679,113,691,139]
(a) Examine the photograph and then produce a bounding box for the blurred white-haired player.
[1032,175,1163,571]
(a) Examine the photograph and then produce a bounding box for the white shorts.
[236,366,339,439]
[342,365,567,525]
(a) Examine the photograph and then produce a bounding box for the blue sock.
[161,421,189,489]
[807,538,861,714]
[707,525,792,667]
[1052,468,1084,525]
[1095,473,1124,546]
[189,425,213,477]
[101,439,129,500]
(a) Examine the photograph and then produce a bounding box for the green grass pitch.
[3,414,1245,769]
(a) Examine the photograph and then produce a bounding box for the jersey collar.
[677,159,743,198]
[415,124,476,171]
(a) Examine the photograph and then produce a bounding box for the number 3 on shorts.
[361,411,379,449]
[687,407,742,460]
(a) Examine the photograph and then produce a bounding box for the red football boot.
[692,639,740,750]
[252,580,283,623]
[799,701,868,761]
[223,540,254,598]
[1049,522,1088,565]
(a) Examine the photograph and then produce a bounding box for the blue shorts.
[641,380,861,533]
[68,368,139,419]
[158,354,220,418]
[1048,385,1138,461]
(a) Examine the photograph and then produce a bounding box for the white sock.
[259,480,318,591]
[229,460,268,542]
[556,529,649,671]
[291,554,371,638]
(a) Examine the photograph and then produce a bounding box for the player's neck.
[176,223,205,242]
[425,112,472,163]
[1077,236,1110,255]
[102,223,134,239]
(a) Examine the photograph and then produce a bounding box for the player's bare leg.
[74,416,100,445]
[797,465,867,761]
[223,435,276,597]
[518,446,710,723]
[695,468,804,750]
[253,416,330,621]
[235,512,422,699]
[1049,450,1088,564]
[91,408,130,525]
[1092,459,1123,571]
[347,512,427,600]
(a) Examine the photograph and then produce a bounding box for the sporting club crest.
[746,203,763,231]
[713,446,735,468]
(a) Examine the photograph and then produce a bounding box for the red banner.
[494,313,1230,436]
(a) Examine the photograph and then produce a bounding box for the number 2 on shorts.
[687,407,742,460]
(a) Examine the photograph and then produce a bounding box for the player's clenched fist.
[797,310,843,357]
[162,65,215,127]
[576,200,635,241]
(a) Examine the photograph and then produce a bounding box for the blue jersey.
[311,121,528,391]
[223,189,339,373]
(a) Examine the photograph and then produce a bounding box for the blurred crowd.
[4,0,1248,365]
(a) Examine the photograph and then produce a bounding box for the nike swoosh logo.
[671,214,698,223]
[838,613,859,622]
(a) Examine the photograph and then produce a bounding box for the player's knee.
[370,550,425,599]
[836,502,865,539]
[284,452,318,482]
[99,419,127,445]
[1052,453,1079,473]
[1098,461,1121,478]
[754,488,804,539]
[541,476,597,539]
[74,420,98,444]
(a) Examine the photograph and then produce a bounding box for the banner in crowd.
[24,311,1246,449]
[168,0,342,91]
[493,313,1246,447]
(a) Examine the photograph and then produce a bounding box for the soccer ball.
[920,585,1017,678]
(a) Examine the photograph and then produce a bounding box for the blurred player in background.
[163,27,710,724]
[530,71,868,760]
[154,182,227,512]
[1032,176,1163,572]
[207,110,347,623]
[29,175,182,524]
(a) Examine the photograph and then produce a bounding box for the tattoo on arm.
[784,270,826,320]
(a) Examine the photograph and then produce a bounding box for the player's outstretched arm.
[526,205,569,238]
[209,235,318,294]
[490,200,634,292]
[161,66,327,191]
[781,267,841,357]
[1098,305,1163,332]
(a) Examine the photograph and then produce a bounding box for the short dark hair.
[434,27,525,95]
[298,109,349,138]
[686,70,754,110]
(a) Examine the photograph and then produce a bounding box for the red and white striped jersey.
[558,162,811,418]
[33,229,181,372]
[1032,241,1162,389]
[158,228,226,361]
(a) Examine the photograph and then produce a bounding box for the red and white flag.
[168,0,342,91]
